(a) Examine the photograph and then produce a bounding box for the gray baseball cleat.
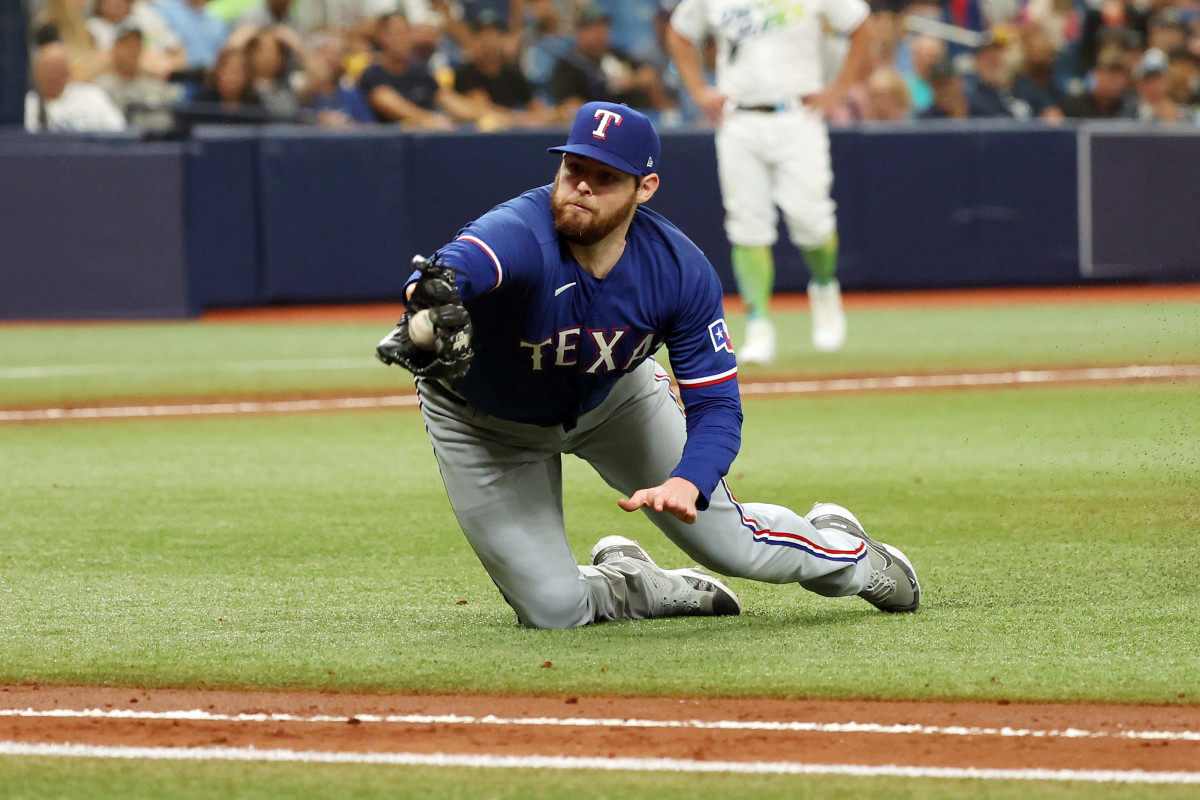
[806,503,921,613]
[590,535,741,617]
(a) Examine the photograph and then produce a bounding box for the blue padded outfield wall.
[0,136,191,319]
[1,121,1196,319]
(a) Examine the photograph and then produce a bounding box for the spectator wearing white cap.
[1133,47,1187,122]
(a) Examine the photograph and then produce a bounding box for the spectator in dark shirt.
[546,5,670,116]
[1061,49,1138,118]
[453,12,555,127]
[358,12,475,129]
[1018,22,1066,102]
[966,26,1062,121]
[919,58,969,119]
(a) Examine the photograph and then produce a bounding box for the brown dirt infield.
[3,684,1199,775]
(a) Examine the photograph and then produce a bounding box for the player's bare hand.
[618,477,700,524]
[696,86,727,123]
[801,89,841,117]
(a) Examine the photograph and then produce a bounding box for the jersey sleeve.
[664,261,742,509]
[669,0,710,44]
[821,0,871,35]
[407,205,543,304]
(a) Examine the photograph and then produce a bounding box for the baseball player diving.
[666,0,876,362]
[376,102,918,629]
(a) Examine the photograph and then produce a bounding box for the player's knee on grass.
[509,580,592,630]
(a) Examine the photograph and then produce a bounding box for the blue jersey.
[419,185,742,504]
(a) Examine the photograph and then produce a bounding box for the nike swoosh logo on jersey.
[554,282,577,296]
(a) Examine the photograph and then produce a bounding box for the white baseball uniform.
[670,0,869,248]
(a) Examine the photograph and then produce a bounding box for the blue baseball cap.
[548,102,660,177]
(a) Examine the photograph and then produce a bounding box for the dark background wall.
[1,121,1196,319]
[0,138,191,319]
[0,0,29,126]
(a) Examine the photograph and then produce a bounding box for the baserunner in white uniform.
[376,102,919,629]
[667,0,875,361]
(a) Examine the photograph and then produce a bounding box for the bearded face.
[550,169,639,246]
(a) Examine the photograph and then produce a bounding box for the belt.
[735,98,804,113]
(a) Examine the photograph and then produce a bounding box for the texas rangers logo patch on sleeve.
[709,318,733,353]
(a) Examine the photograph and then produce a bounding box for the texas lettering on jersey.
[519,328,659,374]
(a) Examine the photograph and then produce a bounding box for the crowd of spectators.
[22,0,1200,134]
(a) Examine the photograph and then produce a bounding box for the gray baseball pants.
[417,358,872,629]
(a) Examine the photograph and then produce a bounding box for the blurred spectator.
[94,20,183,129]
[24,41,127,131]
[453,12,556,126]
[1132,46,1187,121]
[408,9,457,79]
[1018,21,1065,100]
[306,31,374,124]
[206,0,381,35]
[233,0,310,35]
[244,25,326,119]
[1022,0,1080,52]
[865,67,912,120]
[546,5,670,114]
[1061,48,1137,117]
[1146,7,1188,55]
[919,58,969,118]
[156,0,229,71]
[88,0,136,47]
[185,43,268,122]
[1165,47,1200,109]
[448,0,512,25]
[591,0,662,65]
[902,34,945,114]
[358,11,475,127]
[32,0,109,80]
[966,26,1062,120]
[87,0,186,77]
[516,0,576,93]
[1078,0,1147,74]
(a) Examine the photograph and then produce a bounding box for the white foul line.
[0,395,419,422]
[736,364,1200,396]
[1,364,1197,424]
[2,707,1197,742]
[0,741,1197,784]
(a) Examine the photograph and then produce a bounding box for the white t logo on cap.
[591,109,623,139]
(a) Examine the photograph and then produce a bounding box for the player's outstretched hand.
[618,477,700,524]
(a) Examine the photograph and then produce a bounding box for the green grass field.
[2,298,1198,798]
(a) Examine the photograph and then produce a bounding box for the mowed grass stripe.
[2,363,1197,422]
